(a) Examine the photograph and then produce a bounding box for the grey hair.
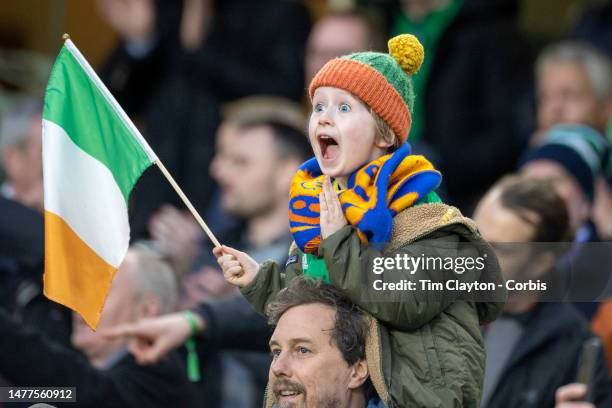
[128,243,179,314]
[0,98,42,154]
[536,41,611,101]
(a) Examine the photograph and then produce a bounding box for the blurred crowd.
[0,0,611,407]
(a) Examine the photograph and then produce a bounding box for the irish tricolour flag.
[43,39,157,329]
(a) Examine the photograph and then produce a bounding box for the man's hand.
[149,205,203,276]
[213,246,259,288]
[103,312,202,365]
[555,383,595,408]
[180,266,238,309]
[320,176,347,239]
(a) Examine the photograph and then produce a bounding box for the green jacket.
[241,203,506,407]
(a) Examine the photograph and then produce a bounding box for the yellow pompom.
[388,34,424,75]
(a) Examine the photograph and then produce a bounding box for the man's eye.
[271,349,281,358]
[297,346,311,354]
[313,103,325,113]
[339,103,351,112]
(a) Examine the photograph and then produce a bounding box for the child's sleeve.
[319,225,491,331]
[239,246,303,316]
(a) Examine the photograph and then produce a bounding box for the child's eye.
[339,103,351,112]
[313,103,325,113]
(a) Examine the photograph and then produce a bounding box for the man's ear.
[348,358,369,390]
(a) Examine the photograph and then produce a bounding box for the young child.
[214,34,506,407]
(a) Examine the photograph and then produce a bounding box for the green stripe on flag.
[43,46,153,202]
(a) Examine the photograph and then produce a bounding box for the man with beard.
[265,277,383,408]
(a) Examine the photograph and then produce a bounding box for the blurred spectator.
[0,185,70,349]
[520,125,607,240]
[532,41,612,242]
[388,0,530,213]
[0,99,72,353]
[473,174,611,408]
[0,98,43,212]
[97,0,311,238]
[305,7,385,85]
[149,96,309,282]
[0,245,200,407]
[520,125,611,320]
[533,41,611,144]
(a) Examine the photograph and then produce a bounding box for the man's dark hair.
[238,120,312,163]
[266,277,368,366]
[496,174,572,243]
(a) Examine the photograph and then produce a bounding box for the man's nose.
[271,352,293,377]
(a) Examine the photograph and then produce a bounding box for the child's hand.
[213,245,260,288]
[320,176,348,239]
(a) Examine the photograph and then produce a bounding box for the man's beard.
[273,379,342,408]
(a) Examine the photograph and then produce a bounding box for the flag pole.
[61,34,221,248]
[155,161,221,248]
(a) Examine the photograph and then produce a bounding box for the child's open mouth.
[318,134,340,161]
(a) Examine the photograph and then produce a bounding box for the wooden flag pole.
[155,161,221,248]
[61,33,221,248]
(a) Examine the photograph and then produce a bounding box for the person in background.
[0,245,200,407]
[305,7,385,85]
[148,96,309,302]
[0,98,44,212]
[533,41,611,144]
[532,41,612,243]
[473,174,611,408]
[520,124,611,322]
[0,98,72,347]
[520,125,607,240]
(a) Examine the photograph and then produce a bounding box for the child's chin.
[320,167,342,178]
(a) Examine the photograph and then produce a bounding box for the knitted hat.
[308,34,425,144]
[520,124,609,200]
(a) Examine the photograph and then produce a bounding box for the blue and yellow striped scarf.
[289,143,442,253]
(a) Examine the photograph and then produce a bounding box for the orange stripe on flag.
[43,211,117,330]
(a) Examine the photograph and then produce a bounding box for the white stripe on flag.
[43,119,130,267]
